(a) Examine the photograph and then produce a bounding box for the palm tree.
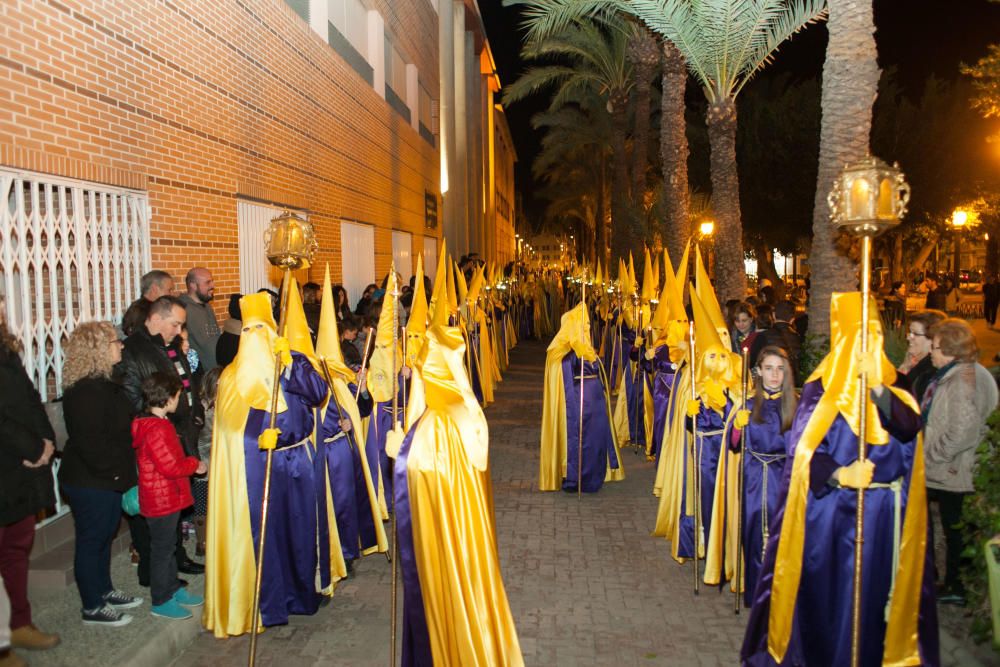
[503,18,637,261]
[627,20,660,209]
[806,0,876,338]
[629,0,827,303]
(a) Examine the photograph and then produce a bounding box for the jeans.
[928,488,970,595]
[0,514,35,630]
[147,513,182,606]
[127,512,190,586]
[62,484,123,610]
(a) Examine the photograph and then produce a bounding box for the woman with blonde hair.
[0,296,60,658]
[59,321,143,626]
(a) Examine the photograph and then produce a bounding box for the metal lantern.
[264,210,319,270]
[827,155,910,235]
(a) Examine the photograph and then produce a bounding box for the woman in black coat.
[0,297,60,653]
[59,321,143,626]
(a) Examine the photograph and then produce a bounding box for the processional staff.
[827,156,910,667]
[249,211,318,667]
[734,347,749,614]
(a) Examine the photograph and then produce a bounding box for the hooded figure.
[539,302,624,493]
[394,324,524,667]
[203,291,329,637]
[741,292,938,667]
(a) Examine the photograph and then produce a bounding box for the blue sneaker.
[151,599,192,620]
[172,587,204,608]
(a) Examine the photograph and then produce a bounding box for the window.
[391,230,412,281]
[384,36,410,121]
[418,83,434,145]
[238,201,308,296]
[287,0,310,23]
[340,220,375,307]
[422,236,438,284]
[1,168,150,400]
[329,0,368,57]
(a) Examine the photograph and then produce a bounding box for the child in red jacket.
[133,373,207,620]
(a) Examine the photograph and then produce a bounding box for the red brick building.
[1,0,515,398]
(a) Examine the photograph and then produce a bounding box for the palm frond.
[504,0,628,42]
[736,0,827,95]
[502,65,580,104]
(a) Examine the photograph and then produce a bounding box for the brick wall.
[0,0,441,318]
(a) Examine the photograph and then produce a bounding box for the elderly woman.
[0,296,59,655]
[897,309,946,403]
[922,318,998,607]
[59,322,143,626]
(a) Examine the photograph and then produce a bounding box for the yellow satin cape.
[406,325,522,666]
[767,292,926,666]
[539,303,624,491]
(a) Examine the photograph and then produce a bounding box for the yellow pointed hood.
[690,289,740,413]
[446,256,458,317]
[595,260,603,287]
[651,250,661,293]
[368,264,400,403]
[675,240,691,298]
[455,262,468,305]
[406,254,428,367]
[695,244,731,350]
[316,264,355,382]
[466,265,484,306]
[284,275,317,365]
[428,239,447,322]
[232,292,286,411]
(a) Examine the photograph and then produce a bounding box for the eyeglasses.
[906,330,927,338]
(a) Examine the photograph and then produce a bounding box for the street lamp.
[699,220,715,237]
[952,209,970,287]
[698,219,716,278]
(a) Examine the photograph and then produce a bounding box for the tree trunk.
[891,232,903,284]
[807,0,880,339]
[661,42,690,269]
[610,102,633,262]
[597,152,607,268]
[753,241,787,302]
[706,98,747,303]
[633,75,652,208]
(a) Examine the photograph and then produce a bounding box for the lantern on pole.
[827,155,909,667]
[249,210,317,666]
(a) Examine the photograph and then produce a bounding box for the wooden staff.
[389,280,401,667]
[735,347,749,614]
[354,331,374,401]
[248,270,291,666]
[851,233,874,667]
[577,271,587,500]
[689,320,700,595]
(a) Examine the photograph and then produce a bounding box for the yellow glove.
[634,336,644,348]
[273,337,292,367]
[836,459,875,489]
[644,348,657,361]
[855,349,880,381]
[258,427,281,451]
[734,409,750,429]
[686,399,701,417]
[384,424,406,460]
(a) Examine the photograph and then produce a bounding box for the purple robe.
[561,353,620,493]
[649,346,678,461]
[737,393,787,607]
[677,399,731,560]
[366,375,406,510]
[244,352,327,626]
[317,385,375,561]
[741,380,939,667]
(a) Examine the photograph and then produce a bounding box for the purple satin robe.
[676,399,731,560]
[649,346,678,461]
[740,380,940,667]
[244,352,327,626]
[561,353,620,493]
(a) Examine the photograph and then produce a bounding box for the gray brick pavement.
[165,339,991,667]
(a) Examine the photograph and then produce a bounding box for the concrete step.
[28,514,131,597]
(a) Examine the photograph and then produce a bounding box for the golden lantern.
[264,210,319,270]
[827,155,910,235]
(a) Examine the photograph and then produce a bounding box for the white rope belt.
[323,432,348,444]
[748,449,786,558]
[867,477,904,621]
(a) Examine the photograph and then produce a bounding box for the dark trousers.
[0,514,35,629]
[147,512,182,606]
[127,512,189,586]
[928,488,969,594]
[62,484,123,610]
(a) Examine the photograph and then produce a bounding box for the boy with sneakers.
[133,373,207,620]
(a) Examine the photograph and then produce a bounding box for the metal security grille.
[0,168,151,400]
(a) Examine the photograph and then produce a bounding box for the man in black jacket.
[749,300,802,378]
[117,296,204,582]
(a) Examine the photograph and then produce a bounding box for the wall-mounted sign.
[425,191,438,230]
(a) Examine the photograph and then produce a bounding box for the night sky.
[479,0,1000,228]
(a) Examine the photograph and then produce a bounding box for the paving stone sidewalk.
[148,339,992,666]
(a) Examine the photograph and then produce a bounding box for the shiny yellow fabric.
[540,304,624,491]
[369,266,401,403]
[446,255,459,319]
[674,240,691,298]
[694,246,732,351]
[690,290,741,414]
[704,407,741,586]
[231,292,286,412]
[641,247,655,302]
[407,254,428,365]
[428,240,448,325]
[316,265,355,383]
[203,366,261,637]
[284,276,317,363]
[767,292,924,664]
[406,381,523,664]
